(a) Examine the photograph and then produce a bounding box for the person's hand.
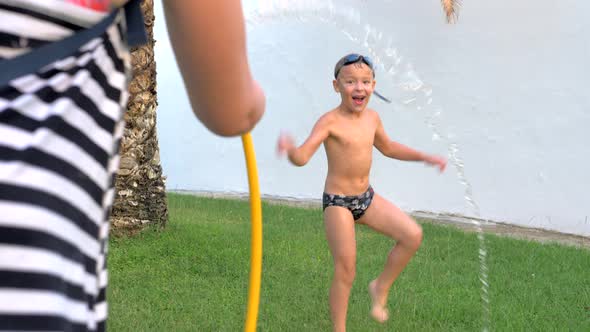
[441,0,460,23]
[277,132,295,157]
[424,154,447,173]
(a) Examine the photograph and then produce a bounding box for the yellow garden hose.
[241,133,263,332]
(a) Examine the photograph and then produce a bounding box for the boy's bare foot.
[369,280,389,323]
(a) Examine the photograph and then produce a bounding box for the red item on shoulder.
[65,0,111,12]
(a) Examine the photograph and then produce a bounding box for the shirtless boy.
[277,54,447,332]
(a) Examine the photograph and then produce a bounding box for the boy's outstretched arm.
[162,0,265,137]
[277,116,330,166]
[374,117,447,172]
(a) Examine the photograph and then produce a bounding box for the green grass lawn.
[108,193,590,331]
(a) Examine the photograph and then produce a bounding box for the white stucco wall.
[153,1,589,237]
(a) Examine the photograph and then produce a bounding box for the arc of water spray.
[245,1,493,331]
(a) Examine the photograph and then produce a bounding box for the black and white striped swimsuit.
[0,1,145,330]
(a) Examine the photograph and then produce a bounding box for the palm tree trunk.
[111,0,168,234]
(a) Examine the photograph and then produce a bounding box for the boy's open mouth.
[352,96,365,105]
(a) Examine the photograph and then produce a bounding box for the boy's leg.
[356,193,423,322]
[324,206,357,332]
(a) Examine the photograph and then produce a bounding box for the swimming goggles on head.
[334,53,391,104]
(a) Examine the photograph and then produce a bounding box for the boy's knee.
[335,260,356,285]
